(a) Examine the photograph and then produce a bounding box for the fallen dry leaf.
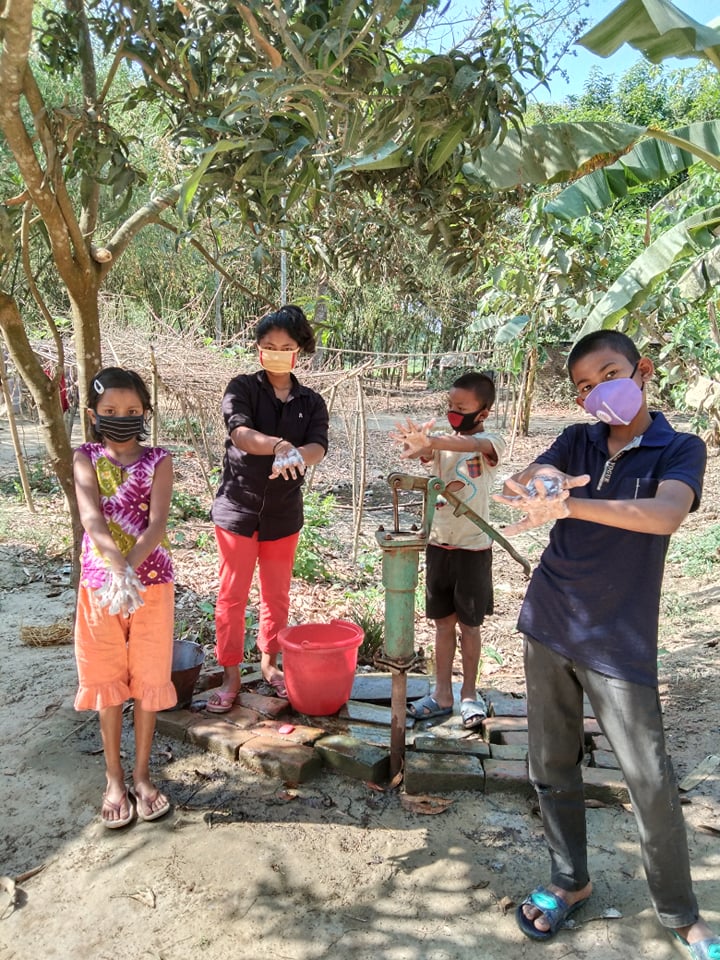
[388,770,403,791]
[697,823,720,837]
[498,895,514,914]
[0,876,17,920]
[400,794,453,815]
[128,888,156,908]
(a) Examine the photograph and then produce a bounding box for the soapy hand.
[492,472,590,536]
[94,565,146,617]
[390,418,435,459]
[270,444,306,480]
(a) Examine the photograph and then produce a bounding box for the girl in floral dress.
[73,367,175,828]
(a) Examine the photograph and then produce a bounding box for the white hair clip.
[93,378,105,394]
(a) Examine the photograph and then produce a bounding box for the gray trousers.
[524,635,698,928]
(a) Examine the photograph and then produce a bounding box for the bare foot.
[521,882,593,935]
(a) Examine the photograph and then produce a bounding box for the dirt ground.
[0,399,719,960]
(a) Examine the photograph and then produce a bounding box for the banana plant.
[538,0,720,332]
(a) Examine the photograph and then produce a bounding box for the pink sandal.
[205,688,240,713]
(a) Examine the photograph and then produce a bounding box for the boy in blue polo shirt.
[494,331,717,959]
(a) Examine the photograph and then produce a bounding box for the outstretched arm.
[494,469,694,537]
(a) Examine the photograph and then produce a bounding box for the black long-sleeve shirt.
[210,370,329,540]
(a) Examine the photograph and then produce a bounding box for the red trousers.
[214,526,300,666]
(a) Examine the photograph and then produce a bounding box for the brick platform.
[156,676,627,801]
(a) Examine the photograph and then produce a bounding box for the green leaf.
[335,140,408,173]
[495,314,531,343]
[428,120,466,175]
[462,122,646,191]
[579,0,720,66]
[546,121,720,221]
[578,204,720,336]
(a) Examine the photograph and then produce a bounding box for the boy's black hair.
[452,371,495,409]
[255,304,316,354]
[87,367,152,441]
[567,331,641,380]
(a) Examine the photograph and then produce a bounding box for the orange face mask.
[258,348,299,374]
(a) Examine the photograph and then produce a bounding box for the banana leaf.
[545,121,720,220]
[579,0,720,68]
[578,205,720,336]
[462,122,645,191]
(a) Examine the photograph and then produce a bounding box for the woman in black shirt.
[208,306,329,711]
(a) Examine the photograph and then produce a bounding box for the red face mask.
[448,409,483,432]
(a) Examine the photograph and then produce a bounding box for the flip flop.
[205,688,240,713]
[673,932,720,960]
[131,788,170,822]
[262,674,288,699]
[460,697,488,730]
[516,886,590,941]
[406,694,452,720]
[101,789,134,830]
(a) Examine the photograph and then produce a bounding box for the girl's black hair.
[255,304,316,354]
[87,367,152,441]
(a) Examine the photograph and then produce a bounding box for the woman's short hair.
[255,305,316,354]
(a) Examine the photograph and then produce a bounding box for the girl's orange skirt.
[74,582,177,713]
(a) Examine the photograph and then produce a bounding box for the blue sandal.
[673,932,720,960]
[516,886,590,941]
[406,695,452,720]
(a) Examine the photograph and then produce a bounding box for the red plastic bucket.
[278,620,364,716]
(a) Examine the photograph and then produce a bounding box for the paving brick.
[582,767,629,804]
[591,749,621,770]
[237,735,322,783]
[315,735,390,783]
[156,707,200,741]
[499,730,529,747]
[414,736,490,759]
[482,716,528,743]
[350,674,431,704]
[186,716,256,760]
[341,722,416,748]
[404,752,485,794]
[237,690,290,718]
[484,689,528,718]
[583,717,603,738]
[489,743,528,762]
[483,758,530,796]
[592,734,613,752]
[252,719,327,745]
[339,700,414,728]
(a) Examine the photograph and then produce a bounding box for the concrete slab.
[315,734,390,783]
[483,758,530,795]
[237,735,322,784]
[404,752,485,794]
[414,735,490,759]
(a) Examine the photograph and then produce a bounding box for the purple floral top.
[77,443,174,588]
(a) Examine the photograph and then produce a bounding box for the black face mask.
[95,414,147,443]
[447,408,483,433]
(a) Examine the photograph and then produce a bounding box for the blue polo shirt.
[517,412,706,686]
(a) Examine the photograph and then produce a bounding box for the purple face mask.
[583,364,642,425]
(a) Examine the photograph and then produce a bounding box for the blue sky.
[530,0,714,102]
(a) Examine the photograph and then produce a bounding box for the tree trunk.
[520,345,538,437]
[69,287,103,441]
[0,292,83,569]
